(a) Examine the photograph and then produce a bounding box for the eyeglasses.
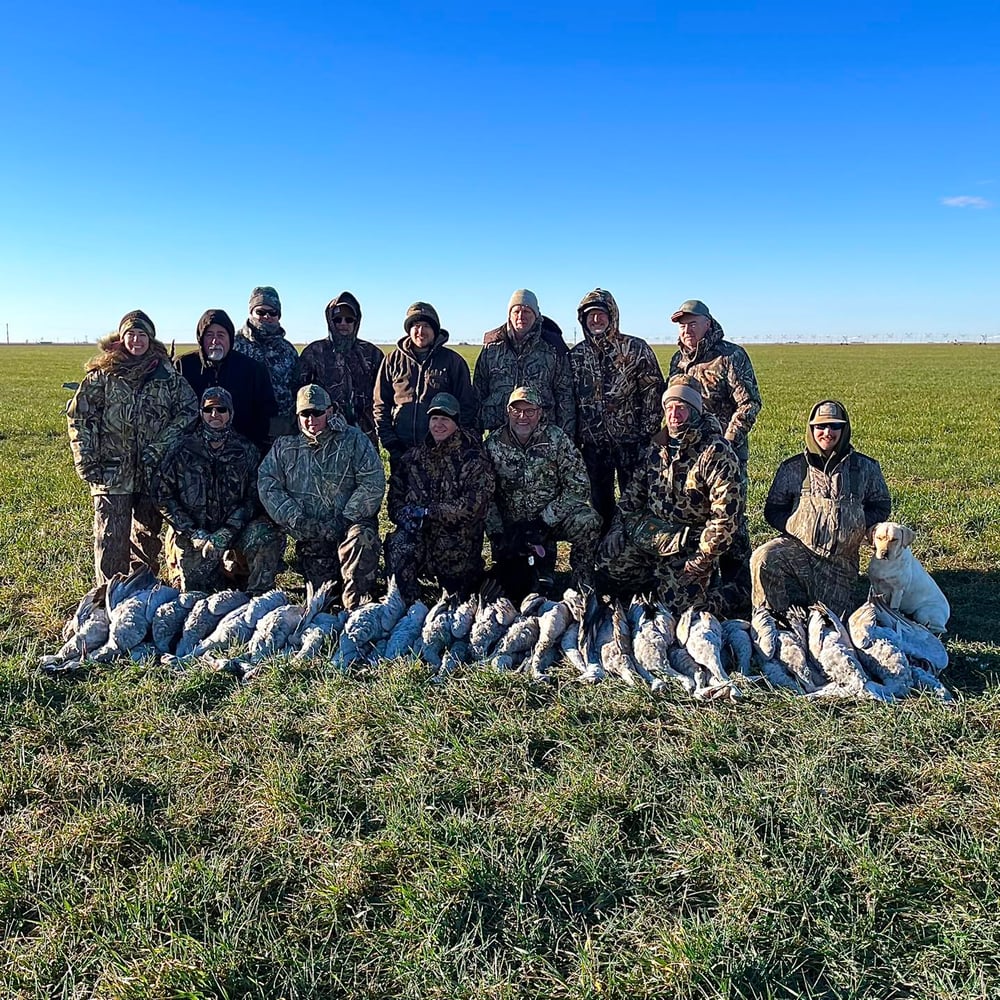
[299,408,326,418]
[509,405,540,416]
[332,313,356,325]
[202,405,230,415]
[252,308,279,319]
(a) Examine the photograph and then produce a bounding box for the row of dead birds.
[39,567,952,701]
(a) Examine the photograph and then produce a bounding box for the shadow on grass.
[937,570,1000,646]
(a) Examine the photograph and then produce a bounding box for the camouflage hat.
[809,401,848,426]
[670,299,711,323]
[249,286,281,314]
[427,392,460,419]
[403,301,441,336]
[200,386,234,412]
[118,309,156,339]
[662,374,704,414]
[508,385,542,408]
[508,289,539,316]
[296,383,332,413]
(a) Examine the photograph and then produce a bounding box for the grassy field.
[1,343,998,999]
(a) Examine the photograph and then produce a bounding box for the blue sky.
[2,1,997,344]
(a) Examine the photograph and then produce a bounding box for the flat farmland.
[1,343,999,999]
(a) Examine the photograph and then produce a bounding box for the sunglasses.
[299,408,327,418]
[332,313,356,325]
[812,423,842,432]
[252,308,279,319]
[202,405,230,415]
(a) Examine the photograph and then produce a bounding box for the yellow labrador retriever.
[868,522,950,634]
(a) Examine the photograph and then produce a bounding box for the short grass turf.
[0,343,998,999]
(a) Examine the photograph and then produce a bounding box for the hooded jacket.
[568,288,664,449]
[668,317,762,459]
[763,399,891,535]
[67,334,199,496]
[618,411,742,565]
[473,318,576,437]
[176,311,277,452]
[232,316,302,419]
[257,409,385,537]
[298,292,385,444]
[373,328,477,458]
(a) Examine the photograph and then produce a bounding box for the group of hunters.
[65,285,891,622]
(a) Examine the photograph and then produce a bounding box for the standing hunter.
[298,291,384,448]
[232,285,302,438]
[569,288,664,530]
[384,392,495,603]
[474,289,576,437]
[257,384,385,608]
[154,387,284,594]
[596,375,742,612]
[668,299,762,612]
[67,310,199,583]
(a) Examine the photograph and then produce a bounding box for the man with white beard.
[177,308,277,452]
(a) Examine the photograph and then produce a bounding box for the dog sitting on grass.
[867,522,950,634]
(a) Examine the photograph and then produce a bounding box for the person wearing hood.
[373,301,477,473]
[175,308,277,452]
[67,310,199,584]
[299,291,384,447]
[485,386,601,601]
[384,392,495,604]
[231,285,302,436]
[258,384,385,607]
[474,289,576,437]
[153,387,284,593]
[750,400,891,617]
[568,288,664,529]
[668,299,762,612]
[595,375,742,611]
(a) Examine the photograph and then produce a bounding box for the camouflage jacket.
[474,323,576,438]
[764,449,891,535]
[67,352,199,496]
[257,411,386,535]
[618,413,741,563]
[668,321,761,457]
[388,428,494,528]
[299,293,384,444]
[569,289,663,449]
[484,422,593,536]
[233,322,302,417]
[483,315,569,356]
[374,330,478,457]
[153,428,261,541]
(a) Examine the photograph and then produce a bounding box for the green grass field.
[1,344,998,999]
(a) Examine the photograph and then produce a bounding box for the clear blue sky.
[2,1,997,345]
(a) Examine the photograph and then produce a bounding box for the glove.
[680,552,714,586]
[397,505,428,533]
[601,527,626,559]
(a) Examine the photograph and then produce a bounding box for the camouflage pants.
[581,441,644,531]
[750,537,858,619]
[92,493,162,584]
[164,519,285,595]
[595,538,720,614]
[296,519,379,609]
[385,521,485,603]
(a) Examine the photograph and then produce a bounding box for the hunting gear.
[384,392,495,603]
[175,308,277,452]
[485,386,601,601]
[257,384,386,608]
[232,285,302,438]
[298,291,384,448]
[568,288,664,529]
[154,387,284,594]
[374,301,478,473]
[669,299,762,612]
[751,399,891,617]
[474,289,577,437]
[482,286,569,356]
[596,375,742,611]
[67,310,199,584]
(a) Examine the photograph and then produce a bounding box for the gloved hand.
[397,505,429,533]
[680,551,714,586]
[601,527,626,559]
